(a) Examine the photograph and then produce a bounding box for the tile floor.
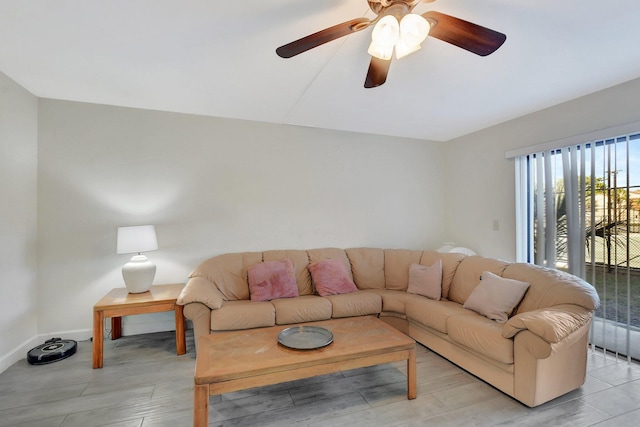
[1,330,639,426]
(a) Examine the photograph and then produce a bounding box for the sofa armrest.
[502,304,592,343]
[177,276,225,310]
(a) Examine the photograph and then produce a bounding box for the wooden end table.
[92,283,186,368]
[193,316,416,426]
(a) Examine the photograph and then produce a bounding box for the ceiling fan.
[276,0,506,88]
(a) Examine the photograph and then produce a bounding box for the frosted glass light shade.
[368,15,400,60]
[367,40,394,60]
[399,14,430,47]
[396,14,430,59]
[369,14,431,60]
[117,225,158,254]
[395,39,421,59]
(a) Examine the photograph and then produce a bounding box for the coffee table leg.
[194,384,209,427]
[175,304,186,355]
[92,310,104,369]
[407,347,416,399]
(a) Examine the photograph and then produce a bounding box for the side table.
[92,283,186,368]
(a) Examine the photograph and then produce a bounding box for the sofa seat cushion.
[324,290,382,318]
[210,300,275,331]
[271,295,332,325]
[447,313,514,365]
[370,289,415,314]
[406,299,470,334]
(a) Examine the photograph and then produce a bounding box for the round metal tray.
[277,325,334,350]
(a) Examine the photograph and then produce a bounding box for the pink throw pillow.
[407,260,442,300]
[248,259,299,302]
[308,258,358,296]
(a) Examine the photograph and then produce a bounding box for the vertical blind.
[515,132,640,360]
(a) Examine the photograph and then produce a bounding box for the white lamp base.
[122,254,156,293]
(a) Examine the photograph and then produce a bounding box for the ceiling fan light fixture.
[399,13,430,47]
[395,39,421,59]
[368,40,394,60]
[368,15,399,59]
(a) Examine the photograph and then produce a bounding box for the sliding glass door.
[515,133,640,360]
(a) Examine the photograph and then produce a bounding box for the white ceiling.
[2,0,640,142]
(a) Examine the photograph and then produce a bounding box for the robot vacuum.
[27,338,77,365]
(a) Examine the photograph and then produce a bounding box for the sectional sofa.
[177,247,600,407]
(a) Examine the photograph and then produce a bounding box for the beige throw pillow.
[407,260,442,300]
[463,271,530,323]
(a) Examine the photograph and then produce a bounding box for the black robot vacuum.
[27,338,77,365]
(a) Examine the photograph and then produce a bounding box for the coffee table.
[193,315,416,426]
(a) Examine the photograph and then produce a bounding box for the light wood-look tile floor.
[1,330,640,426]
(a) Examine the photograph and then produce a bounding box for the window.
[514,131,640,360]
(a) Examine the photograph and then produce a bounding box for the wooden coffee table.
[193,315,416,426]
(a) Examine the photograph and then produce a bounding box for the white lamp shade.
[117,225,158,254]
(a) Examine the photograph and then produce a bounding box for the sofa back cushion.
[448,256,510,305]
[346,248,385,289]
[419,251,466,299]
[189,251,262,301]
[263,250,313,296]
[384,249,424,291]
[503,263,600,313]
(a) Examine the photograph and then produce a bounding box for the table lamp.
[116,225,158,293]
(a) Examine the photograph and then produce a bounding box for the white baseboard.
[119,319,177,337]
[0,321,190,375]
[0,329,93,375]
[0,335,40,375]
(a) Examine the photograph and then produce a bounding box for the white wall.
[37,99,447,337]
[444,78,640,261]
[0,72,39,372]
[11,73,640,369]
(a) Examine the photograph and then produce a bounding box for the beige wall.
[0,72,38,371]
[36,99,446,336]
[444,78,640,261]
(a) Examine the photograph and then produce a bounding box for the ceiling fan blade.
[276,18,371,58]
[364,56,391,89]
[422,11,506,56]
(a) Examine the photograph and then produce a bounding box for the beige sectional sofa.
[177,247,600,407]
